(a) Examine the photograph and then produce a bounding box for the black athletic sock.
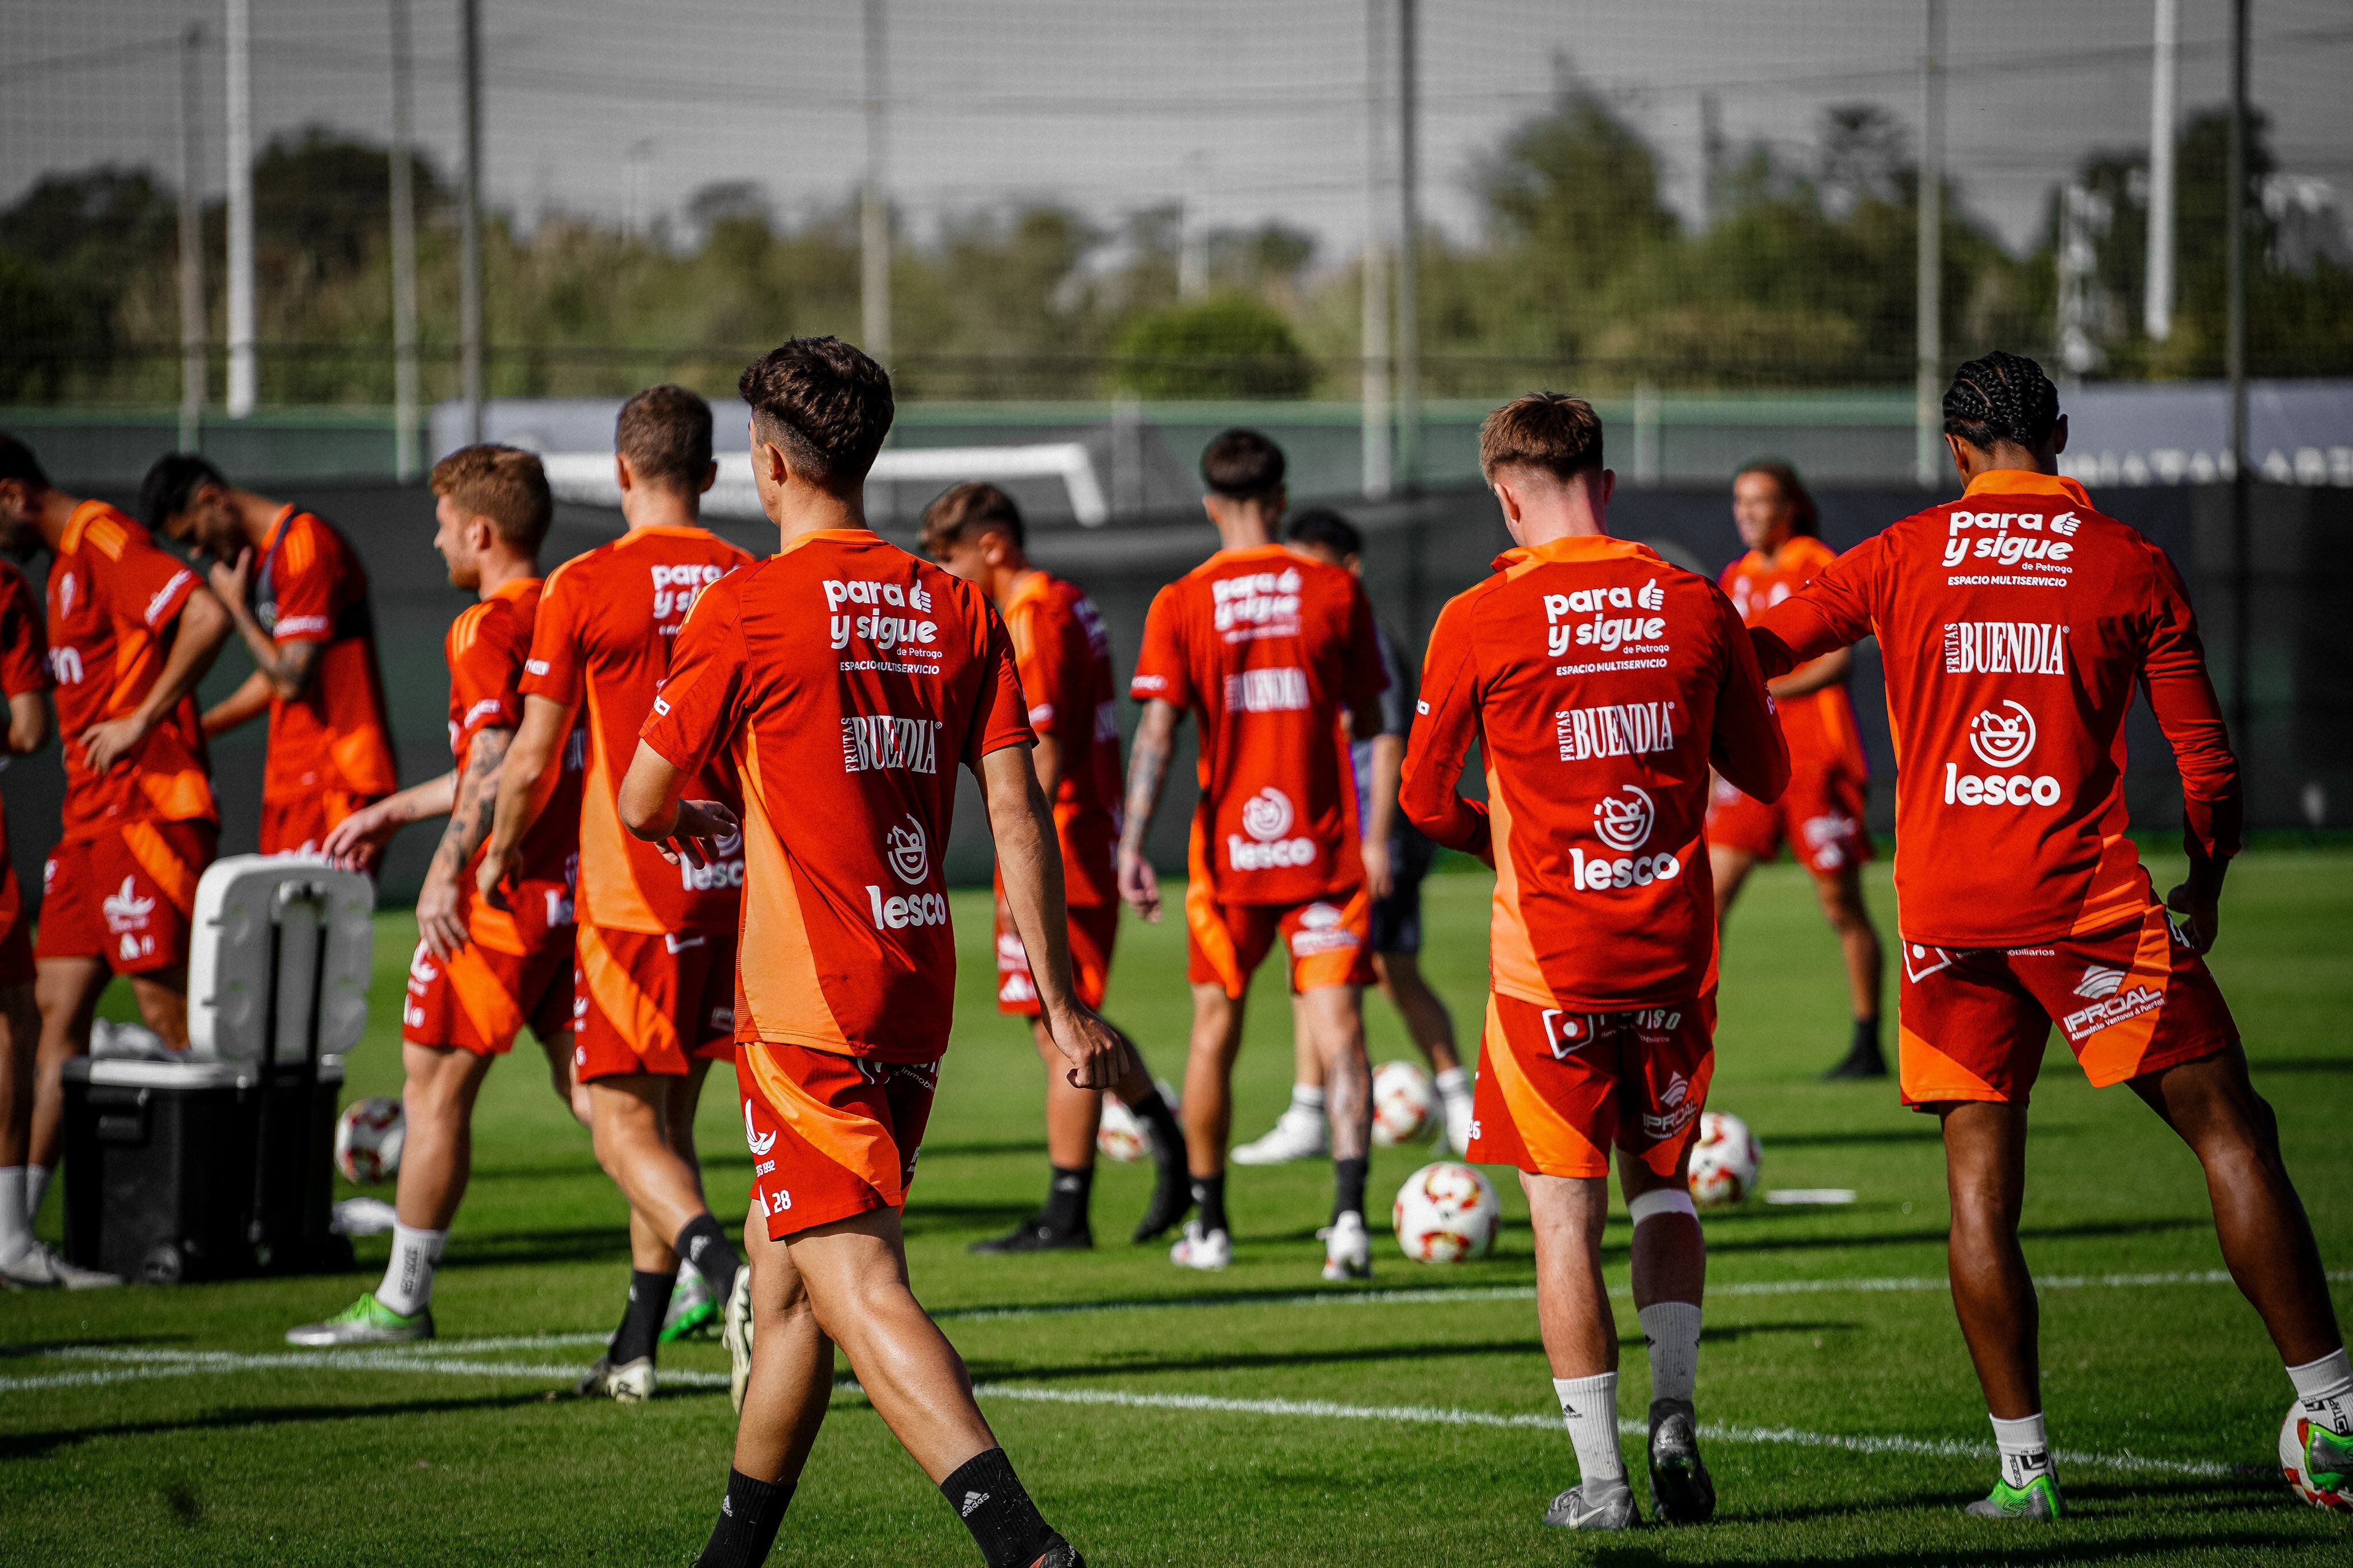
[1191,1173,1228,1235]
[1853,1015,1883,1055]
[610,1268,673,1366]
[676,1212,742,1301]
[695,1469,794,1568]
[1040,1164,1093,1233]
[1129,1087,1185,1162]
[1333,1155,1370,1224]
[940,1447,1061,1568]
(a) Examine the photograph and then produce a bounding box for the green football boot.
[286,1293,434,1347]
[2297,1416,2353,1496]
[661,1266,717,1343]
[1964,1473,2063,1520]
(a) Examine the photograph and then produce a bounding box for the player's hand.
[321,798,402,868]
[475,841,523,910]
[79,714,152,773]
[1359,836,1394,902]
[1117,845,1162,923]
[207,548,253,612]
[1045,1001,1124,1091]
[2165,881,2220,954]
[654,799,739,870]
[415,864,470,960]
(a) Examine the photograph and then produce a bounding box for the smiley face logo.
[885,815,928,886]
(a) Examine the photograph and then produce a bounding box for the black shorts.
[1370,829,1434,956]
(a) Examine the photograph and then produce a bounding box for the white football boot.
[1231,1103,1328,1166]
[1168,1221,1231,1271]
[0,1243,123,1290]
[576,1354,654,1403]
[1440,1082,1476,1157]
[1320,1211,1372,1282]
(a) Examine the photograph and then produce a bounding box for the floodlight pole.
[2226,0,2250,755]
[225,0,256,419]
[862,0,892,365]
[1914,0,1944,487]
[458,0,485,444]
[1394,0,1421,493]
[2144,0,2178,341]
[1360,0,1392,501]
[388,0,420,479]
[177,24,205,452]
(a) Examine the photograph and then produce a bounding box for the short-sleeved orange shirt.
[1130,544,1386,906]
[45,501,216,841]
[446,577,581,953]
[519,523,755,936]
[1001,569,1122,908]
[1719,534,1866,778]
[641,530,1033,1063]
[251,507,398,802]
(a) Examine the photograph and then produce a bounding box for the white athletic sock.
[0,1168,30,1258]
[1553,1373,1626,1489]
[1288,1084,1326,1117]
[376,1224,446,1317]
[25,1164,52,1221]
[1989,1412,2055,1490]
[1638,1300,1702,1408]
[2289,1347,2353,1434]
[1434,1065,1471,1100]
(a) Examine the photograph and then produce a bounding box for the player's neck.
[1202,497,1279,554]
[473,547,538,598]
[230,489,288,547]
[619,486,704,534]
[1508,507,1608,550]
[770,484,869,550]
[30,488,83,549]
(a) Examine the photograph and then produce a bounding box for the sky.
[6,0,2351,265]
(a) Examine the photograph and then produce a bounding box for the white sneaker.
[723,1264,755,1414]
[1442,1088,1476,1156]
[0,1242,124,1290]
[1169,1221,1230,1271]
[576,1354,654,1403]
[1321,1211,1372,1282]
[1232,1104,1328,1166]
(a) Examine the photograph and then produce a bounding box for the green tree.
[1112,294,1312,399]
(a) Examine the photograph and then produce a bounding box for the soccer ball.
[1393,1161,1499,1263]
[1096,1079,1179,1163]
[2281,1400,2353,1511]
[1371,1060,1436,1146]
[1687,1110,1761,1208]
[334,1097,405,1184]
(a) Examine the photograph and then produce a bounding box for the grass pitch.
[5,849,2350,1565]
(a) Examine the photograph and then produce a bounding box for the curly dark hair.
[1943,350,2060,453]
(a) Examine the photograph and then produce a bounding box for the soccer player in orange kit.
[1704,461,1887,1078]
[1,432,231,1287]
[0,551,61,1285]
[1403,393,1786,1530]
[919,481,1189,1252]
[140,455,399,871]
[286,444,586,1346]
[622,338,1107,1568]
[480,385,754,1397]
[1749,351,2348,1520]
[1121,430,1392,1281]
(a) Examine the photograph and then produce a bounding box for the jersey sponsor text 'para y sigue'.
[1130,544,1387,905]
[1402,535,1787,1010]
[1001,569,1123,907]
[640,530,1033,1063]
[447,577,582,949]
[1750,469,2239,949]
[250,507,397,802]
[520,524,755,935]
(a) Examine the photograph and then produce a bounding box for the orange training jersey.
[1402,535,1787,1010]
[250,507,397,802]
[1130,544,1386,906]
[448,578,581,950]
[640,530,1033,1063]
[1002,569,1122,907]
[45,501,217,841]
[1719,535,1866,775]
[0,560,51,932]
[520,523,754,936]
[1751,469,2240,949]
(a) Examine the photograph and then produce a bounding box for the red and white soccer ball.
[2281,1401,2353,1512]
[1392,1160,1499,1263]
[334,1096,406,1184]
[1371,1060,1436,1147]
[1096,1079,1179,1163]
[1687,1110,1761,1208]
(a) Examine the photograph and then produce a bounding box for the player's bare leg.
[1374,952,1461,1077]
[974,1021,1184,1254]
[1706,844,1756,930]
[0,979,45,1273]
[1172,982,1247,1268]
[28,957,106,1179]
[1300,982,1375,1280]
[658,1058,727,1339]
[1235,999,1330,1167]
[1814,862,1887,1080]
[1523,1171,1637,1529]
[2129,1046,2342,1362]
[1621,1152,1712,1523]
[539,1030,589,1127]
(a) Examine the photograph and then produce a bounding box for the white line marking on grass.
[7,1343,727,1394]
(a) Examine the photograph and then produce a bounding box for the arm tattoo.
[1121,729,1171,854]
[431,728,511,878]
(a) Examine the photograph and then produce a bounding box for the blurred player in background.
[0,552,58,1284]
[287,445,585,1346]
[1703,461,1887,1079]
[140,455,398,872]
[480,385,751,1397]
[1233,505,1473,1165]
[1405,394,1786,1530]
[623,338,1101,1568]
[919,481,1188,1253]
[1750,351,2348,1521]
[1120,430,1390,1281]
[1,431,230,1288]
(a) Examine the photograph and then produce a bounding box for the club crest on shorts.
[2073,964,2127,1000]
